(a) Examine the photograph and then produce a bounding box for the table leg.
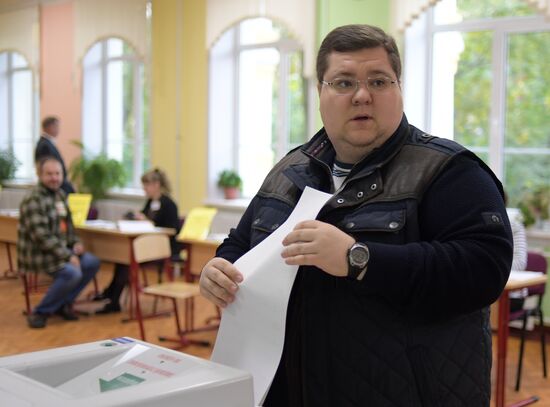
[496,290,510,407]
[129,242,146,341]
[497,290,540,407]
[183,243,192,282]
[2,243,17,279]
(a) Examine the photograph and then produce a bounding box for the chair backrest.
[133,234,171,264]
[526,251,548,296]
[526,251,548,274]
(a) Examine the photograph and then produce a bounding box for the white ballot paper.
[211,186,333,405]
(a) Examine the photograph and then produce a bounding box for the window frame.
[81,38,148,188]
[0,50,37,181]
[404,7,550,180]
[208,18,308,200]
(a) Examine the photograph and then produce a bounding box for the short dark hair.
[36,155,62,172]
[316,24,401,83]
[41,116,59,131]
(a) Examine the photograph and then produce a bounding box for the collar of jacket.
[284,114,410,192]
[37,183,65,199]
[40,133,56,144]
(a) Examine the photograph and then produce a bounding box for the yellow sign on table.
[178,207,218,240]
[67,193,92,226]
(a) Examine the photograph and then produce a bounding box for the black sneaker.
[55,305,79,321]
[27,313,48,329]
[96,303,121,314]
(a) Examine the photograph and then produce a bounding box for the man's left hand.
[73,242,85,255]
[281,220,354,277]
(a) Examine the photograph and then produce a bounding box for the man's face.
[38,160,63,191]
[317,47,403,163]
[45,121,60,138]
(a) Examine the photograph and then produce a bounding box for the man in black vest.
[35,116,75,194]
[200,25,513,406]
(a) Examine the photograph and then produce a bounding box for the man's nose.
[351,81,373,104]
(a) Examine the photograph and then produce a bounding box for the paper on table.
[117,220,156,232]
[210,186,333,405]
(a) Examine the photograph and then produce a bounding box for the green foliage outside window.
[449,0,550,210]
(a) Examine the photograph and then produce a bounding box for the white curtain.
[391,0,550,33]
[390,0,441,33]
[74,0,148,64]
[206,0,316,77]
[0,6,39,69]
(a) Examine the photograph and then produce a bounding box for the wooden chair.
[511,251,548,391]
[133,234,211,348]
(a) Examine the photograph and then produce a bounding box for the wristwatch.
[347,242,370,280]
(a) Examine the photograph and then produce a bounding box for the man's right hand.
[69,254,80,268]
[199,257,243,308]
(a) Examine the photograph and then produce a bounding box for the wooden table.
[178,237,222,280]
[0,213,18,278]
[76,223,175,340]
[495,271,548,407]
[0,214,175,339]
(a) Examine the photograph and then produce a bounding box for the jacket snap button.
[370,184,377,190]
[253,218,260,225]
[389,221,399,229]
[337,198,345,204]
[356,191,364,198]
[271,223,279,230]
[346,222,355,229]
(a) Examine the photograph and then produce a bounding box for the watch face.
[351,245,368,266]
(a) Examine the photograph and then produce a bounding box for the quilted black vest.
[259,122,495,407]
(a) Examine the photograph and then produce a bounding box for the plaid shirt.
[17,184,79,275]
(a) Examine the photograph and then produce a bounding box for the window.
[209,18,307,198]
[82,38,150,187]
[0,51,36,179]
[404,0,550,206]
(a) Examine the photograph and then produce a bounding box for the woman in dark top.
[95,168,180,314]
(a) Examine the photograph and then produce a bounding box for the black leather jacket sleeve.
[216,196,260,264]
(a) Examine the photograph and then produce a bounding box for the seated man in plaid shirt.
[18,156,100,329]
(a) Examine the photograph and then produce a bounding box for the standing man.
[18,156,100,329]
[200,25,513,406]
[35,116,75,194]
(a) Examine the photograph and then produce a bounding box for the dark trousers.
[103,261,164,306]
[103,264,129,306]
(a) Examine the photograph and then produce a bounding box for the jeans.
[34,252,100,315]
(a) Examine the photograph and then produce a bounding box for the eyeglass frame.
[320,75,399,95]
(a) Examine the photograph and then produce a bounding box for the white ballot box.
[0,337,254,407]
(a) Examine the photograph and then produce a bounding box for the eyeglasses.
[321,76,398,95]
